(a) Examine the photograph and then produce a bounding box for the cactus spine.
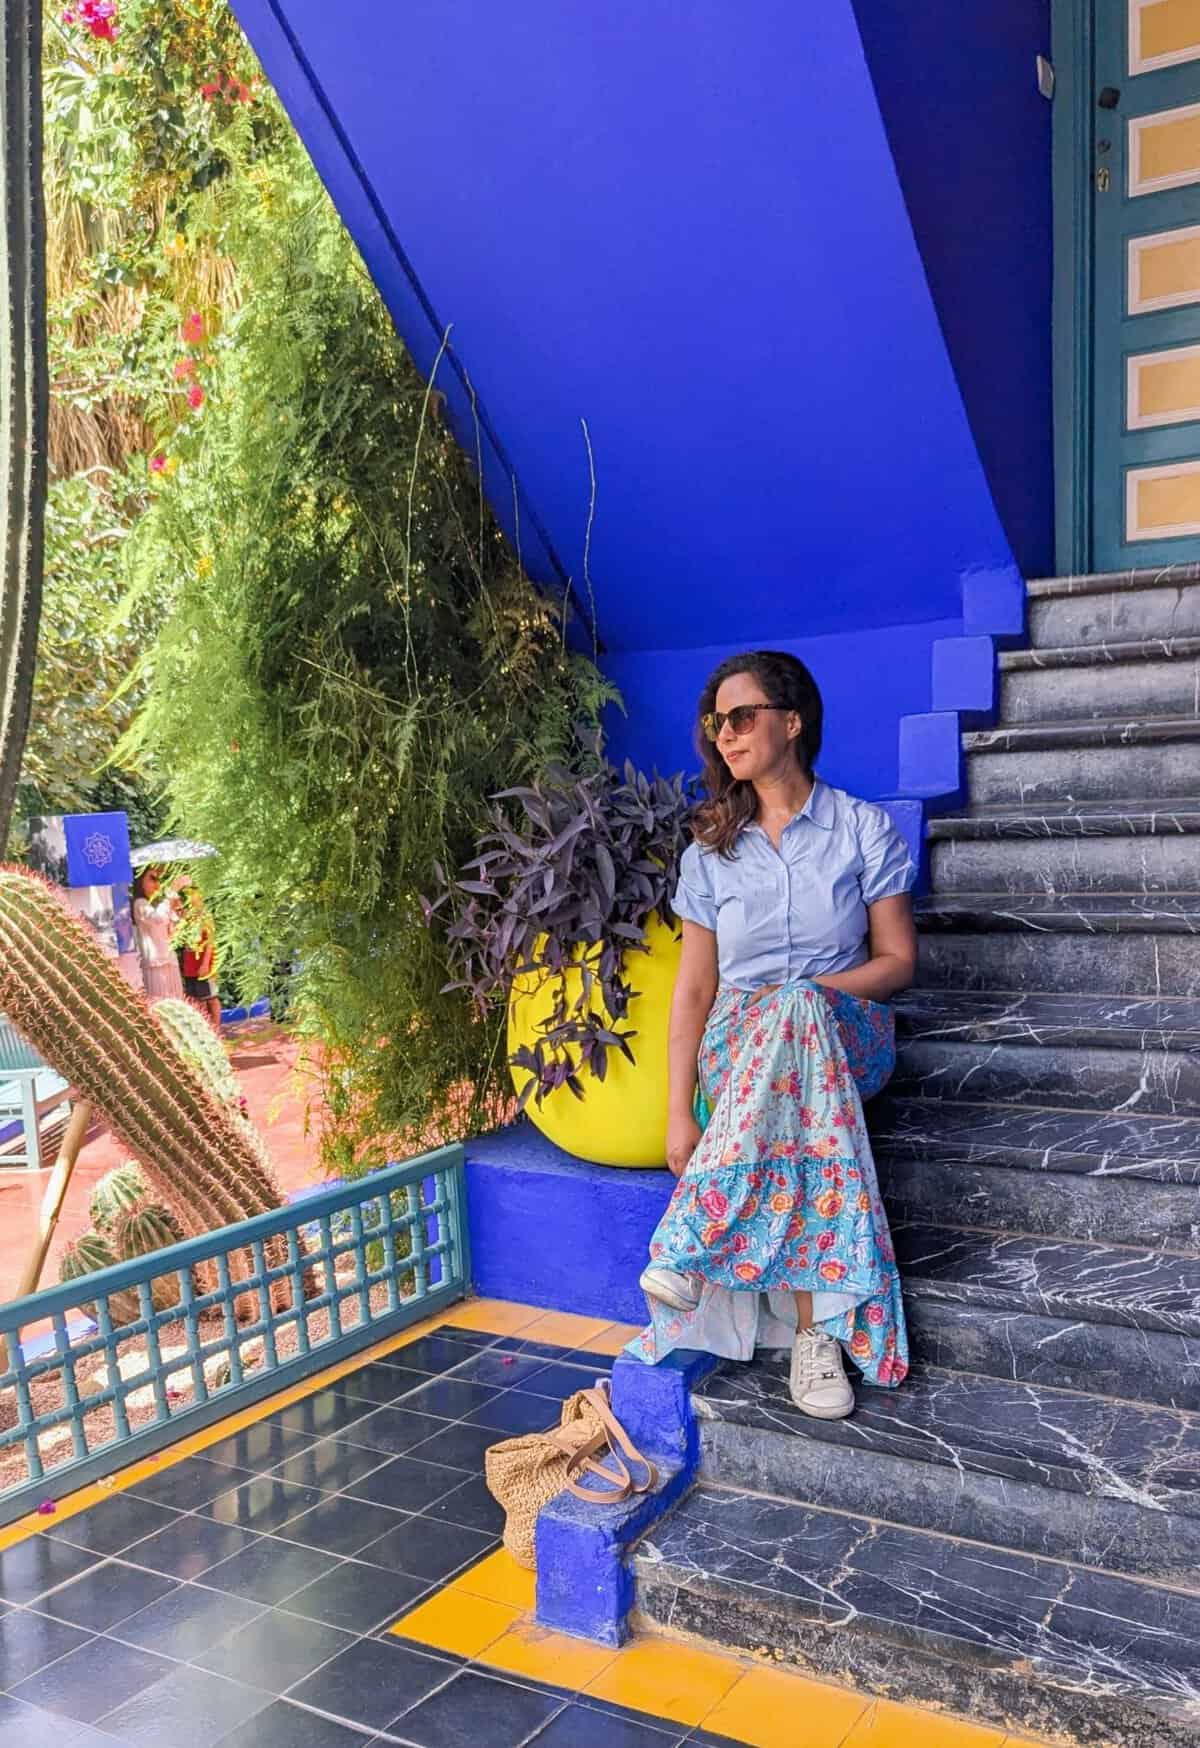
[0,868,286,1240]
[89,1162,148,1235]
[0,0,48,853]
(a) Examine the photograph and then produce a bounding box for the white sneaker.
[639,1265,702,1312]
[789,1327,854,1419]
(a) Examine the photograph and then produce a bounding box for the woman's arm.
[665,920,719,1175]
[813,893,918,1002]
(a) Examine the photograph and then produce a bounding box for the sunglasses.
[701,704,788,742]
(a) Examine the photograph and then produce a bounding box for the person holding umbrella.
[131,864,185,1001]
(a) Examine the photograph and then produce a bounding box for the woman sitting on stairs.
[629,650,917,1420]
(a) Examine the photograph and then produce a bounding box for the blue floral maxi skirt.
[627,980,909,1388]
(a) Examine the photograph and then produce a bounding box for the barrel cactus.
[0,0,47,854]
[89,1161,148,1235]
[59,1231,140,1327]
[114,1204,185,1311]
[154,998,239,1106]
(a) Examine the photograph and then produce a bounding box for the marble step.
[916,894,1200,996]
[871,1093,1200,1185]
[694,1356,1200,1585]
[894,989,1200,1052]
[1027,567,1200,651]
[964,718,1200,807]
[891,1038,1200,1116]
[878,1146,1200,1254]
[634,1484,1200,1747]
[1000,644,1200,725]
[928,801,1200,894]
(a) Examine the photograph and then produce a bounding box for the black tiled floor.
[388,1667,563,1747]
[347,1455,468,1515]
[335,1361,431,1404]
[129,1454,258,1511]
[270,1435,391,1492]
[266,1391,375,1440]
[388,1334,490,1373]
[0,1606,92,1685]
[420,1474,506,1535]
[126,1513,262,1579]
[521,1362,608,1401]
[447,1349,556,1389]
[275,1492,406,1557]
[198,1535,341,1606]
[99,1661,269,1747]
[279,1558,432,1634]
[529,1704,683,1746]
[396,1378,502,1422]
[10,1629,175,1723]
[286,1635,457,1733]
[202,1420,318,1472]
[197,1606,355,1691]
[0,1692,76,1747]
[356,1514,496,1583]
[0,1535,100,1606]
[215,1696,371,1746]
[43,1491,180,1556]
[201,1473,327,1533]
[112,1578,264,1659]
[463,1389,558,1436]
[340,1406,451,1457]
[406,1420,498,1472]
[38,1557,178,1631]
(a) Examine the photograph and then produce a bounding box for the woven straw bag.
[484,1380,658,1569]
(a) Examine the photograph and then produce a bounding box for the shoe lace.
[795,1329,839,1386]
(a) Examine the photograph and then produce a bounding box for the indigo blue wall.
[853,0,1055,580]
[232,0,1015,642]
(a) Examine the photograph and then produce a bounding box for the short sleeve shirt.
[672,780,916,991]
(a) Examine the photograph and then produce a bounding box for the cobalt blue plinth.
[536,1350,718,1644]
[464,1126,674,1325]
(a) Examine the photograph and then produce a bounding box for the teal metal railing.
[0,1144,469,1526]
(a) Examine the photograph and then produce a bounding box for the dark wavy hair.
[692,650,823,857]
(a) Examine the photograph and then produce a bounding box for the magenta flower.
[149,452,167,474]
[186,383,205,410]
[173,357,197,381]
[181,311,205,344]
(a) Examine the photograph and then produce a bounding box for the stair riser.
[892,1038,1200,1116]
[917,932,1200,997]
[930,834,1200,894]
[634,1576,1196,1748]
[699,1420,1200,1589]
[1029,585,1200,651]
[878,1155,1200,1253]
[1000,658,1200,723]
[906,1298,1200,1411]
[967,742,1200,807]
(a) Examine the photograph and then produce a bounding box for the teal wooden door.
[1093,0,1200,567]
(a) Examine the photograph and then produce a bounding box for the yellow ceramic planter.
[506,914,681,1167]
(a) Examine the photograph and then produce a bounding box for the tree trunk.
[0,0,47,854]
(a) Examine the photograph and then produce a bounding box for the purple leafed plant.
[425,762,696,1110]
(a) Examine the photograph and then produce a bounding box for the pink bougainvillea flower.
[62,8,75,20]
[78,0,117,38]
[200,81,220,101]
[181,310,205,344]
[186,383,205,410]
[149,452,167,474]
[37,1499,57,1515]
[173,356,197,381]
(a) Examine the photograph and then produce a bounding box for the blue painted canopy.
[229,0,1018,658]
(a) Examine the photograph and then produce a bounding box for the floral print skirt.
[626,979,909,1388]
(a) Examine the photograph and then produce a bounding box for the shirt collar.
[746,779,835,838]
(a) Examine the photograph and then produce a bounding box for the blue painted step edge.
[536,1347,718,1645]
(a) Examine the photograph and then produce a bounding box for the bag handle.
[564,1384,658,1505]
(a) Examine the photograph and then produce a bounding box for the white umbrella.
[130,838,218,867]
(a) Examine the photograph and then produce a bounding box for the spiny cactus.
[89,1161,148,1236]
[115,1203,185,1258]
[154,998,239,1106]
[59,1231,141,1327]
[0,0,47,854]
[0,867,285,1237]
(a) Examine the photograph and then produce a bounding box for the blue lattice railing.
[0,1144,469,1526]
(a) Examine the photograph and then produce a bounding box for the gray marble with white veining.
[1002,654,1200,723]
[966,737,1200,806]
[635,1486,1200,1745]
[930,832,1200,895]
[891,1038,1200,1116]
[917,893,1200,934]
[894,990,1200,1050]
[928,798,1200,839]
[1027,565,1200,599]
[917,927,1200,997]
[965,715,1200,754]
[1001,631,1200,671]
[1029,575,1200,651]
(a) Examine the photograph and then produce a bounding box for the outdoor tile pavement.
[0,1305,1054,1747]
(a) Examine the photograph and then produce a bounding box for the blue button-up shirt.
[672,780,915,991]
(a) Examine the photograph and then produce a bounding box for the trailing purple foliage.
[426,762,696,1109]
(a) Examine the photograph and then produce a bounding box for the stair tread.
[872,1095,1200,1183]
[636,1483,1200,1707]
[915,891,1200,933]
[895,989,1200,1050]
[927,797,1200,840]
[896,1220,1200,1337]
[963,716,1200,754]
[1000,633,1200,672]
[1027,567,1200,601]
[696,1357,1200,1514]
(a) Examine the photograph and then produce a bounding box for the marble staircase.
[633,568,1200,1746]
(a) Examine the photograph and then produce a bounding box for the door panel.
[1094,0,1200,565]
